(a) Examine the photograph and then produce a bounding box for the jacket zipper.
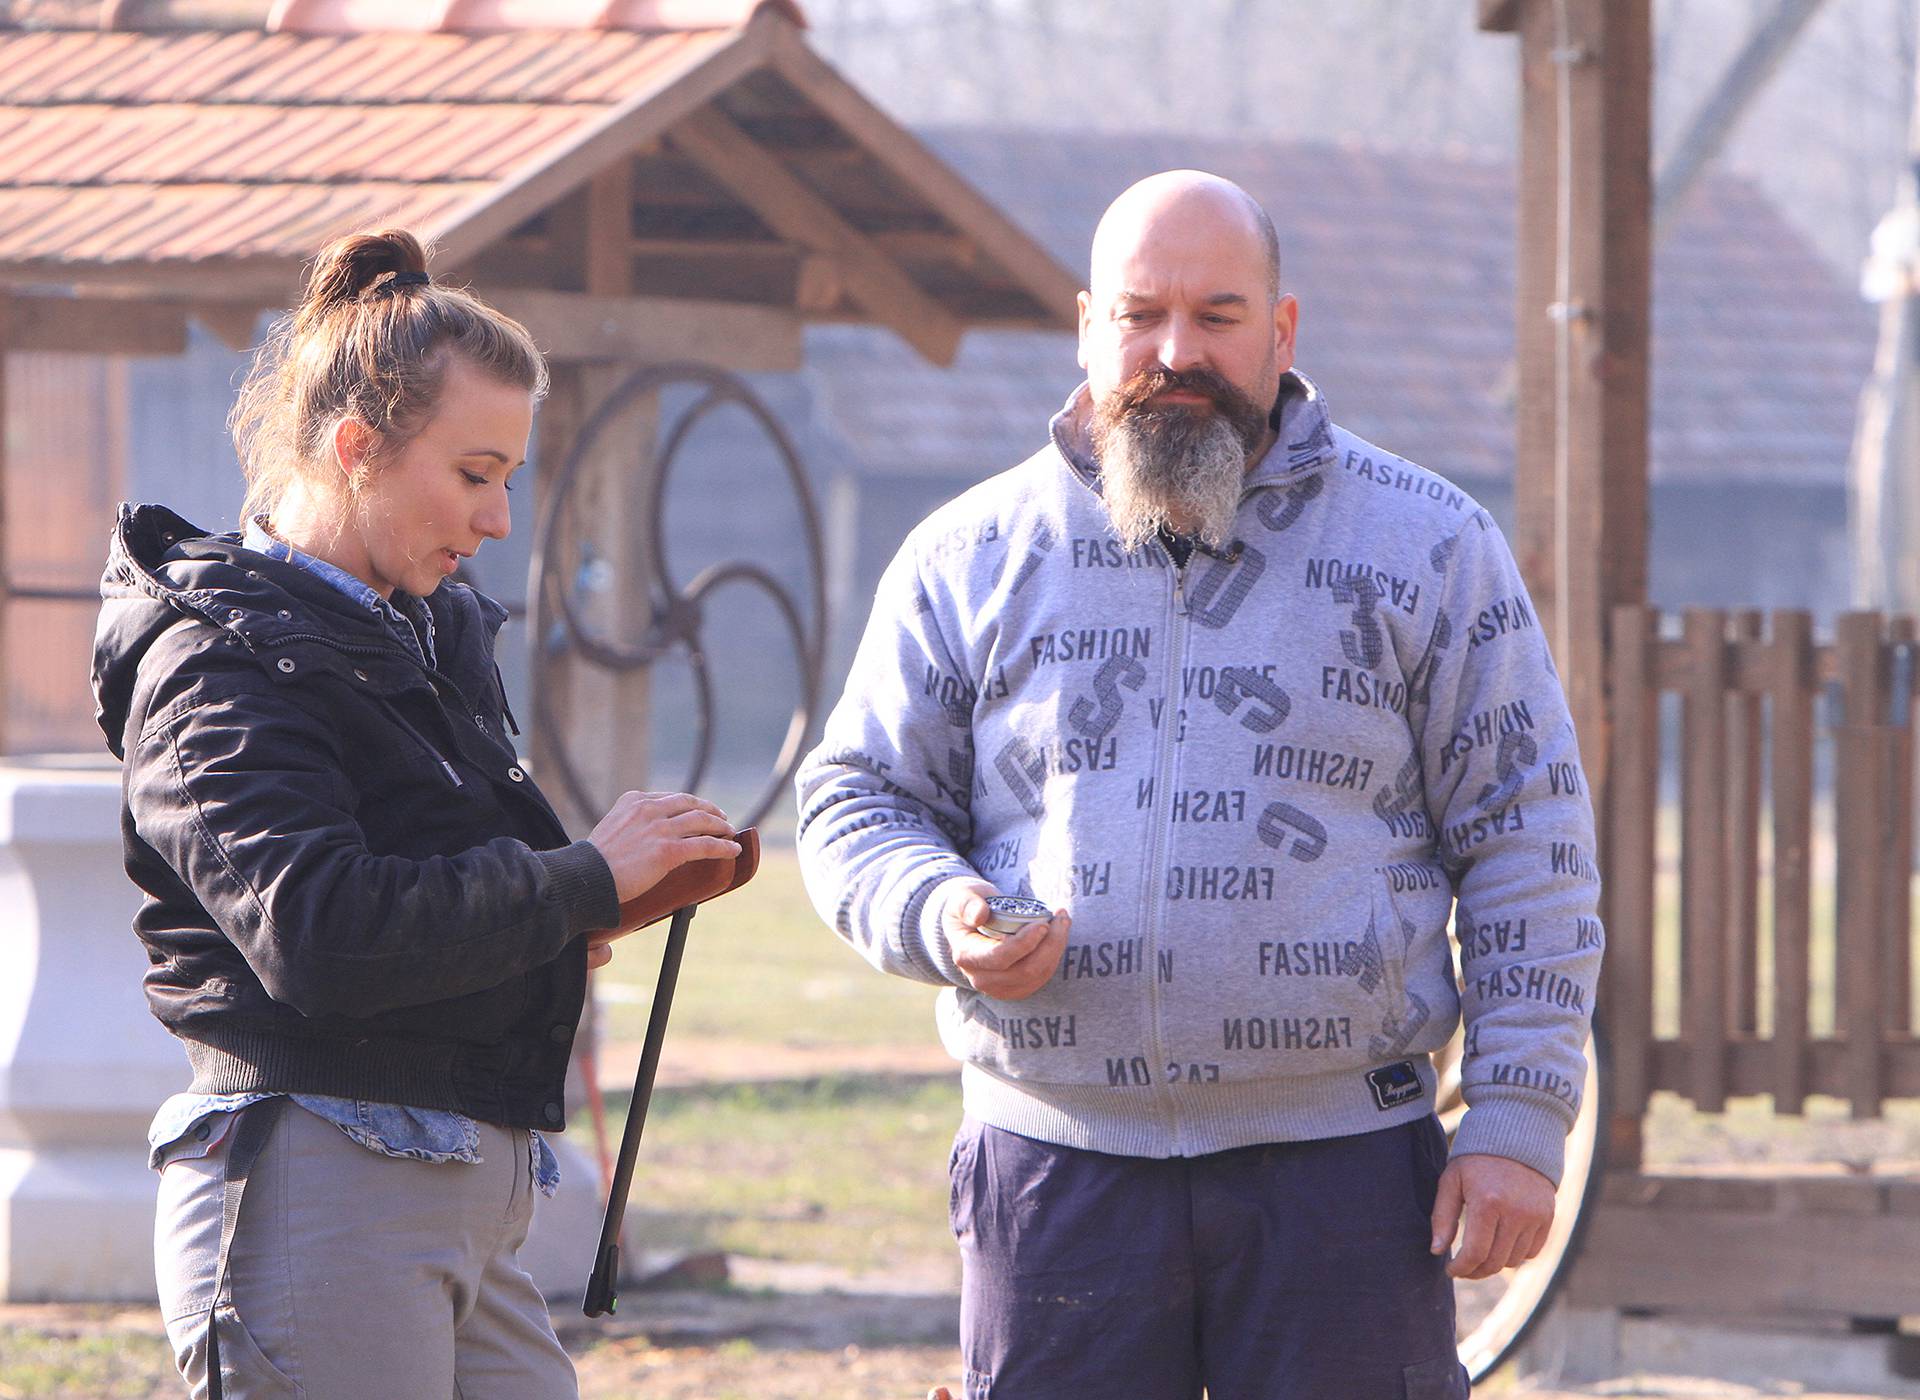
[1144,547,1188,1147]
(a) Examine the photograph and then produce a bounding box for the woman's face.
[344,357,534,599]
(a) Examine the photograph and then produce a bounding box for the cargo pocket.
[948,1120,980,1241]
[164,1303,303,1400]
[1402,1352,1470,1398]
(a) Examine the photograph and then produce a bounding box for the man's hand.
[940,878,1070,1000]
[1428,1153,1555,1280]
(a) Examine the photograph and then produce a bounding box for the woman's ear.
[329,417,377,492]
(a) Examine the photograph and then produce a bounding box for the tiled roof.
[0,23,737,266]
[798,128,1872,490]
[0,3,1078,346]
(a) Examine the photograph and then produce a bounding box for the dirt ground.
[1,1293,1909,1400]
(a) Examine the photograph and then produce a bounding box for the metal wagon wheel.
[527,362,827,831]
[1439,1025,1607,1382]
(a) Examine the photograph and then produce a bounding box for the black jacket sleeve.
[126,651,619,1020]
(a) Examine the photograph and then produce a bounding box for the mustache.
[1108,365,1254,419]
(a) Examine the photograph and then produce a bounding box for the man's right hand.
[939,878,1070,999]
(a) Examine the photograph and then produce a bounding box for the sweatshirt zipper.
[1143,549,1188,1146]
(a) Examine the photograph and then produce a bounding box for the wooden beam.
[487,289,801,371]
[0,259,301,302]
[428,19,777,270]
[0,294,187,355]
[585,160,635,297]
[667,104,963,364]
[1566,1187,1920,1319]
[764,18,1079,330]
[1478,0,1522,31]
[627,229,978,265]
[192,303,266,352]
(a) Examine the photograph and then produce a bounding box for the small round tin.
[981,894,1053,937]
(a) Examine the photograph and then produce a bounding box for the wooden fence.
[1606,605,1920,1158]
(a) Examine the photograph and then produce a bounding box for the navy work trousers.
[949,1115,1470,1399]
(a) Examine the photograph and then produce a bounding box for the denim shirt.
[147,519,560,1197]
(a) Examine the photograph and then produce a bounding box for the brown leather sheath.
[616,827,761,931]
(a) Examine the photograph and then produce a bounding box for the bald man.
[797,171,1602,1399]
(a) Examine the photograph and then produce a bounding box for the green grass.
[594,846,943,1049]
[601,1073,962,1278]
[0,1329,175,1399]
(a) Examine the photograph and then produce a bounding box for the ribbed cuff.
[903,868,979,987]
[1447,1091,1574,1185]
[537,839,621,934]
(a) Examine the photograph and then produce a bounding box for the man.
[795,170,1602,1399]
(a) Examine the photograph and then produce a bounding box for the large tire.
[1438,1027,1608,1382]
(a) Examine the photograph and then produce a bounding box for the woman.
[91,228,734,1399]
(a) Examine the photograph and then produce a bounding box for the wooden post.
[1606,604,1657,1155]
[0,299,10,758]
[531,164,654,828]
[1485,0,1651,1138]
[1489,0,1651,780]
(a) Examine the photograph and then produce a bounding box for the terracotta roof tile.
[0,23,727,264]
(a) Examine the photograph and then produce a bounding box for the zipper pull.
[440,759,465,789]
[492,662,522,736]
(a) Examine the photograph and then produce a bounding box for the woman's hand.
[587,789,739,906]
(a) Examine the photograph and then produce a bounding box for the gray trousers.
[154,1102,577,1400]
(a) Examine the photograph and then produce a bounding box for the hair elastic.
[368,270,431,298]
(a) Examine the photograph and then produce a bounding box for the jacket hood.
[1047,367,1341,499]
[92,503,506,758]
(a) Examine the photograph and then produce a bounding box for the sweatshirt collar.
[1048,368,1339,495]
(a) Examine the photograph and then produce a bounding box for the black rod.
[583,902,696,1317]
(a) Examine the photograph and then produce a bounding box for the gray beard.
[1092,410,1248,555]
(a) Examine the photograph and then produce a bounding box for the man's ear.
[1076,289,1093,370]
[330,417,377,491]
[1273,293,1300,375]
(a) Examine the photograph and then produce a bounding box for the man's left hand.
[1428,1153,1554,1280]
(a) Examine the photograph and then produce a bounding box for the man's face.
[1077,198,1295,421]
[1076,191,1298,550]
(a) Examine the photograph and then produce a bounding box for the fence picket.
[1885,617,1914,1037]
[1835,612,1888,1117]
[1682,608,1730,1112]
[1726,610,1764,1036]
[1769,610,1814,1114]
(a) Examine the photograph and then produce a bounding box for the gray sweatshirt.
[796,372,1602,1183]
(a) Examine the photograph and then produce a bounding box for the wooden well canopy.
[0,0,1079,367]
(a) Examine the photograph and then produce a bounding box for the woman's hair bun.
[297,229,430,326]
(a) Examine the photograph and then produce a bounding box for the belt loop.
[204,1097,287,1400]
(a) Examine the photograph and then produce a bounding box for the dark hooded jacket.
[92,503,620,1131]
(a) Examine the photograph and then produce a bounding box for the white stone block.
[0,759,183,1301]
